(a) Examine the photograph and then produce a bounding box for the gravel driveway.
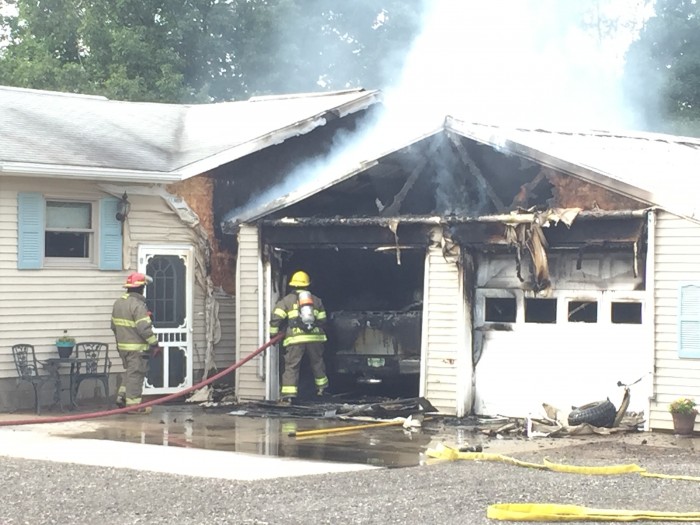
[2,440,700,524]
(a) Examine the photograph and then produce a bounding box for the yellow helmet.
[289,271,310,288]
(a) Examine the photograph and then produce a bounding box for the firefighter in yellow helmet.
[110,272,159,414]
[270,270,329,403]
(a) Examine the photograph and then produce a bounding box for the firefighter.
[111,272,159,414]
[270,271,329,403]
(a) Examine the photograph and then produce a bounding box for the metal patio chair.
[73,342,112,403]
[12,343,56,414]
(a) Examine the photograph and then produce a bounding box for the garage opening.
[277,247,425,398]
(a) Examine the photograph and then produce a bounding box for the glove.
[145,344,162,359]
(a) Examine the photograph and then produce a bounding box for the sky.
[380,0,654,133]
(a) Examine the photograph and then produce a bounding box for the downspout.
[644,209,656,431]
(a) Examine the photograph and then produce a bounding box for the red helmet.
[123,272,153,289]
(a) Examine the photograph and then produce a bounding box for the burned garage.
[215,116,654,419]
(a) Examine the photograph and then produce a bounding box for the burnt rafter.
[446,132,505,212]
[381,139,441,216]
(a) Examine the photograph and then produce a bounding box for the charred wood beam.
[381,138,442,216]
[510,170,546,209]
[446,131,505,211]
[260,209,648,227]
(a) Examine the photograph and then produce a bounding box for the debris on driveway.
[476,403,645,439]
[223,396,438,421]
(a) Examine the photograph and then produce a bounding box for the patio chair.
[12,343,56,414]
[73,342,112,402]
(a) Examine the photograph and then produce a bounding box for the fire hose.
[0,334,283,427]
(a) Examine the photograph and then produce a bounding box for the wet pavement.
[0,401,697,479]
[35,404,440,468]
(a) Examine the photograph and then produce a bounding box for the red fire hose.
[0,335,283,427]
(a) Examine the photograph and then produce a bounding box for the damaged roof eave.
[261,209,650,227]
[0,161,181,184]
[445,116,700,224]
[220,126,444,233]
[179,90,382,180]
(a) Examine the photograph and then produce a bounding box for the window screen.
[45,201,92,258]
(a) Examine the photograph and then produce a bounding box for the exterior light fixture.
[116,192,131,222]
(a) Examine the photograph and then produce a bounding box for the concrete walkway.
[0,425,378,480]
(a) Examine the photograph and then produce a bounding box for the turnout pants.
[117,350,149,406]
[281,342,329,397]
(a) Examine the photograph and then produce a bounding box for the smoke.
[226,0,652,224]
[383,0,651,133]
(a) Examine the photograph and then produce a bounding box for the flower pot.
[56,343,74,359]
[672,412,697,436]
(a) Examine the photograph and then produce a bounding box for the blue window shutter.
[17,192,44,269]
[99,197,123,270]
[679,284,700,358]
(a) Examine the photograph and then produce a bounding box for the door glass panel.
[146,347,187,389]
[146,255,186,328]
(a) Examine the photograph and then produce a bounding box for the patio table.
[43,357,95,410]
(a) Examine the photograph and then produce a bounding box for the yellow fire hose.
[427,444,700,522]
[487,503,700,522]
[287,418,406,438]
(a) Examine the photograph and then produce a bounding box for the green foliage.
[669,397,697,415]
[624,0,700,131]
[0,0,424,102]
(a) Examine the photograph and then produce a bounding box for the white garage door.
[473,254,650,419]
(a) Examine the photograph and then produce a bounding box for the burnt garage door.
[275,247,425,398]
[473,252,649,419]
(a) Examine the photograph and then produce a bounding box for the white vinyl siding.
[0,177,208,387]
[652,210,700,431]
[235,224,265,399]
[421,245,465,415]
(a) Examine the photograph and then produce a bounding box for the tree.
[0,0,423,102]
[624,0,700,133]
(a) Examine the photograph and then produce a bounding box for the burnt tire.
[567,399,616,428]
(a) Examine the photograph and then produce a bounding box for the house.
[218,115,700,432]
[4,84,700,434]
[0,85,379,410]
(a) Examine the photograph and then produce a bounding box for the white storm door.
[138,245,194,395]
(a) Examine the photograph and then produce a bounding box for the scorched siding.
[422,246,462,414]
[652,210,700,431]
[236,224,265,399]
[213,292,236,370]
[126,195,208,374]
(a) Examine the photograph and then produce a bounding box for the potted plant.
[56,331,76,359]
[669,397,697,436]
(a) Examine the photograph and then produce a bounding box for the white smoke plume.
[226,0,651,224]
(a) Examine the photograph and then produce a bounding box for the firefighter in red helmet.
[269,271,329,403]
[110,272,159,413]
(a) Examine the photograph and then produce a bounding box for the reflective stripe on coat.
[111,292,158,351]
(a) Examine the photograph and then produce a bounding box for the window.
[485,297,516,323]
[611,302,642,324]
[568,301,598,323]
[17,192,122,270]
[45,201,93,259]
[525,298,557,323]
